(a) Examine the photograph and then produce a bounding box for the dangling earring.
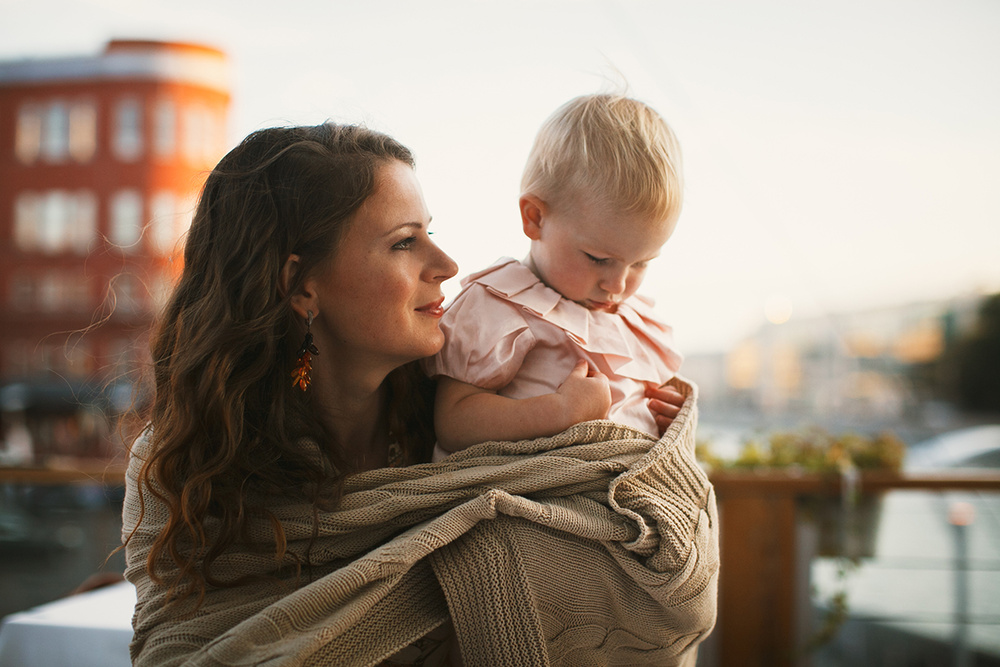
[291,310,320,391]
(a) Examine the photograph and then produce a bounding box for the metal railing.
[705,470,1000,667]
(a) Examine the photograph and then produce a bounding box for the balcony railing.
[706,470,1000,667]
[2,464,999,666]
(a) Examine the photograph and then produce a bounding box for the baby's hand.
[556,359,612,425]
[646,383,685,436]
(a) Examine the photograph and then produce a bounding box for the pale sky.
[3,0,999,353]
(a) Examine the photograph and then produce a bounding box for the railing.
[707,470,1000,667]
[0,461,126,485]
[2,464,999,666]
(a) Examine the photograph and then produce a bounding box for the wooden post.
[716,489,798,667]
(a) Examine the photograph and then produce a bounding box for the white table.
[0,580,134,667]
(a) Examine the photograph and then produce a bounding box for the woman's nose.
[428,242,459,283]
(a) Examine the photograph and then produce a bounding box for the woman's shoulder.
[126,425,155,474]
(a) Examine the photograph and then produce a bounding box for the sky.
[3,0,999,354]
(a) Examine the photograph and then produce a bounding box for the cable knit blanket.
[123,377,718,666]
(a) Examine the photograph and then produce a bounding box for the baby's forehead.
[559,207,673,259]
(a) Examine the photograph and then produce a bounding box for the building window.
[15,105,43,164]
[182,104,203,165]
[68,275,92,313]
[9,274,34,310]
[110,190,143,249]
[41,101,69,162]
[150,191,179,252]
[105,337,136,376]
[14,192,42,251]
[15,100,97,164]
[150,270,176,312]
[39,190,71,254]
[37,343,57,374]
[64,339,93,377]
[68,190,97,254]
[114,99,143,161]
[38,272,62,313]
[207,107,226,162]
[11,271,93,314]
[5,340,31,377]
[154,99,177,157]
[15,190,96,254]
[111,273,141,315]
[68,101,97,162]
[182,103,220,166]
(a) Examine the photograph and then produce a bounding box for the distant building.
[686,295,984,427]
[0,39,230,462]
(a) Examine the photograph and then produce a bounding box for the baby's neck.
[522,252,542,281]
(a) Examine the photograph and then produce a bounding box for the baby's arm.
[435,359,612,453]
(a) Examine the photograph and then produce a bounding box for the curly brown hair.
[127,123,436,606]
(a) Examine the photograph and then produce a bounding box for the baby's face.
[528,198,675,312]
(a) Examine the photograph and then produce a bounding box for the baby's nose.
[600,270,628,294]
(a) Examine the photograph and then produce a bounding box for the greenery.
[697,427,906,474]
[943,292,1000,413]
[697,426,907,654]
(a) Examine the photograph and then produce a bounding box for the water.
[810,488,1000,665]
[0,484,126,621]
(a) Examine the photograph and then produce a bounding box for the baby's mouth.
[586,300,618,313]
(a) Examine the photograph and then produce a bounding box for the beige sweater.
[123,378,718,666]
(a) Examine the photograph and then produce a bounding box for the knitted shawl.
[122,378,718,666]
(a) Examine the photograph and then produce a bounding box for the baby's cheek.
[625,273,646,298]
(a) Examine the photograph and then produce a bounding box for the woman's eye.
[585,253,609,265]
[392,236,417,250]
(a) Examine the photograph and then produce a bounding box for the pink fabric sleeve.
[425,284,537,392]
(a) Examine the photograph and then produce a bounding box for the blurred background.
[0,1,997,666]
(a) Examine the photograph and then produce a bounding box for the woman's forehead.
[347,161,430,237]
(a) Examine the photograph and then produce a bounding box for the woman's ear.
[280,254,319,319]
[519,195,546,241]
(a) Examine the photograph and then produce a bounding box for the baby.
[427,93,686,455]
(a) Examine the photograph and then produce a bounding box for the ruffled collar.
[461,258,682,382]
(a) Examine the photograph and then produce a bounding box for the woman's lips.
[416,297,445,318]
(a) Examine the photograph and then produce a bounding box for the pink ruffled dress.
[425,257,683,437]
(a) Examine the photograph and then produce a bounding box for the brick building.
[0,39,230,462]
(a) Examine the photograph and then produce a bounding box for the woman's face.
[311,160,458,373]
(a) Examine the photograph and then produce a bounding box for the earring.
[291,310,320,391]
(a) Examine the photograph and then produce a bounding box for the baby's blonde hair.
[521,93,683,224]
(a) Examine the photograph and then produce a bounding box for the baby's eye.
[584,253,609,265]
[392,236,417,250]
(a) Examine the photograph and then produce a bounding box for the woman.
[124,123,717,667]
[124,123,457,662]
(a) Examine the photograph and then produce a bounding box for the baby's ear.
[519,195,546,240]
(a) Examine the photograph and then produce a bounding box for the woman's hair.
[520,93,684,225]
[128,123,435,605]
